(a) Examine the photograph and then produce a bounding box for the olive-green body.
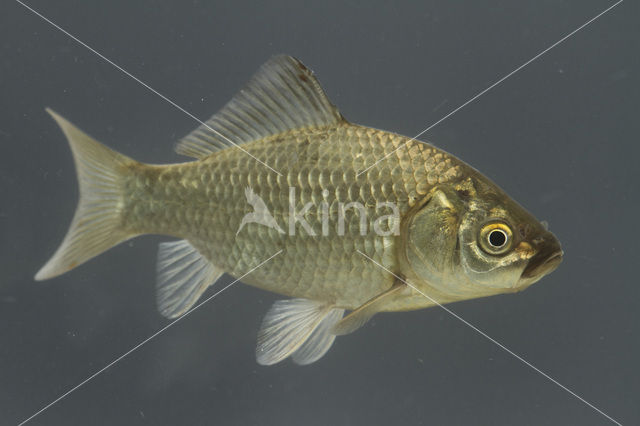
[36,55,563,366]
[122,123,466,310]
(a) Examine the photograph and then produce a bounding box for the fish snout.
[521,232,563,280]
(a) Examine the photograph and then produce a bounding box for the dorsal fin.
[176,55,345,159]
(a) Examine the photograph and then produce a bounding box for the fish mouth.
[521,248,563,279]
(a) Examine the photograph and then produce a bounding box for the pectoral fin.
[332,282,405,336]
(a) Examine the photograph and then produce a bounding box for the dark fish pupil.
[489,230,507,247]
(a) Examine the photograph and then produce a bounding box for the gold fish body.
[36,55,562,365]
[123,124,464,310]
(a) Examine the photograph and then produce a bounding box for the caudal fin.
[35,109,136,280]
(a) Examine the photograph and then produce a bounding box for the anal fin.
[332,282,405,336]
[156,239,223,318]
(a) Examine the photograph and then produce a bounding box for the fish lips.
[521,244,563,280]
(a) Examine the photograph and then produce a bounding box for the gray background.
[1,1,638,425]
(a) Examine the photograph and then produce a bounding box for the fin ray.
[292,308,344,365]
[156,240,223,318]
[332,282,405,336]
[35,109,135,280]
[177,55,344,159]
[256,299,341,365]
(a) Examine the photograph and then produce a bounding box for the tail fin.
[35,109,136,280]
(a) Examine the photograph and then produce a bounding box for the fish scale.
[122,124,464,308]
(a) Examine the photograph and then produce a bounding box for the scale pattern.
[122,123,465,309]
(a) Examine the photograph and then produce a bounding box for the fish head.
[404,175,562,298]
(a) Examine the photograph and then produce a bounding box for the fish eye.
[478,221,513,255]
[489,229,507,247]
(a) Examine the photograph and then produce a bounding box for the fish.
[36,55,563,365]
